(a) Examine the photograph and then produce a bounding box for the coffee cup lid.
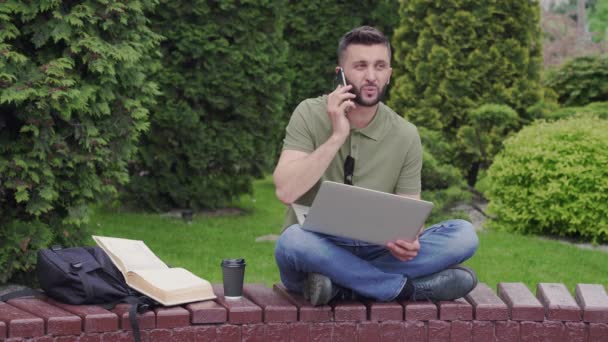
[221,258,246,267]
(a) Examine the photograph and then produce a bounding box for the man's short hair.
[337,26,391,64]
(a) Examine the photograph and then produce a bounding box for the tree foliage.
[0,1,161,283]
[124,0,290,210]
[389,0,543,185]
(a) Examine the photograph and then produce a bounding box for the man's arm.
[273,85,356,205]
[386,192,423,262]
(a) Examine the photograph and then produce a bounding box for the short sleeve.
[282,102,315,153]
[396,128,422,194]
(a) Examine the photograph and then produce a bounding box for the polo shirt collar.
[353,102,387,141]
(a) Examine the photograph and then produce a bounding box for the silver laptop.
[292,181,434,245]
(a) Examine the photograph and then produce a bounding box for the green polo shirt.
[281,95,422,229]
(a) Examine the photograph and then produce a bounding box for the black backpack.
[1,246,157,342]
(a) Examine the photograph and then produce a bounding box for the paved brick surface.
[466,282,509,320]
[243,283,297,323]
[401,300,437,320]
[272,284,333,322]
[537,283,581,321]
[186,299,227,324]
[498,282,545,321]
[47,299,118,333]
[4,282,608,341]
[0,301,45,338]
[439,298,473,320]
[213,284,262,324]
[575,284,608,323]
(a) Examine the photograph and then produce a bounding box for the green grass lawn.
[89,177,608,293]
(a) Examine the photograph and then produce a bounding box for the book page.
[127,268,215,306]
[92,235,168,273]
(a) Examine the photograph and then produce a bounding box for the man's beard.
[346,79,388,107]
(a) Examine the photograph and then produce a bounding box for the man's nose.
[364,67,377,83]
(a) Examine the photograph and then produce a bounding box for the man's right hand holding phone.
[327,82,356,143]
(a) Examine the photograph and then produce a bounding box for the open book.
[92,235,216,306]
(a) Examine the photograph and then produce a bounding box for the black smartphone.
[335,67,347,87]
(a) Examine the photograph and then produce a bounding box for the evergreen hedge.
[389,0,543,185]
[486,115,608,243]
[0,1,161,283]
[125,1,290,211]
[544,55,608,107]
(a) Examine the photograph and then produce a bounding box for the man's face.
[341,44,392,107]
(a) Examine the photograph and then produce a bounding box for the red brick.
[214,284,262,324]
[194,325,218,341]
[365,301,403,321]
[495,320,519,342]
[47,299,118,333]
[402,300,437,320]
[0,301,45,337]
[472,320,494,342]
[110,303,155,331]
[542,320,565,341]
[243,284,297,323]
[310,322,333,341]
[380,321,403,342]
[405,320,427,341]
[333,301,367,322]
[217,324,240,342]
[55,336,80,342]
[0,320,5,339]
[265,323,290,342]
[451,320,472,342]
[589,323,608,342]
[537,283,581,321]
[147,329,172,342]
[273,284,332,322]
[333,322,356,342]
[564,322,588,342]
[465,283,509,321]
[171,326,197,341]
[439,298,473,321]
[357,321,380,341]
[186,300,227,324]
[575,284,608,323]
[289,322,310,342]
[428,320,450,341]
[498,283,544,321]
[241,324,266,342]
[80,334,102,342]
[8,298,81,336]
[101,330,138,342]
[31,337,54,342]
[520,321,544,342]
[154,306,190,329]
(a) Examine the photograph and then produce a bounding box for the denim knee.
[275,224,309,260]
[440,219,479,260]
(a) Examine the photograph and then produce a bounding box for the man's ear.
[335,66,341,73]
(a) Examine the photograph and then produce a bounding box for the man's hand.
[386,238,420,262]
[327,85,356,140]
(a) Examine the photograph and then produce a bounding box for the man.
[273,26,478,306]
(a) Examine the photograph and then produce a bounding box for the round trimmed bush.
[486,116,608,242]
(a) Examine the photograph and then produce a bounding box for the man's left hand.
[386,238,420,262]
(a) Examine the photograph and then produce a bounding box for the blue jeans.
[274,219,479,301]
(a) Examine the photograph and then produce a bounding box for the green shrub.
[124,1,290,211]
[486,116,608,243]
[389,0,543,185]
[544,55,608,107]
[544,101,608,121]
[0,1,160,283]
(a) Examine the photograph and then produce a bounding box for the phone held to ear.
[336,67,347,87]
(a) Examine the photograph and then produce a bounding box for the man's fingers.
[393,239,420,252]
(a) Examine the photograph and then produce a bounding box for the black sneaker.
[303,273,354,306]
[405,265,478,302]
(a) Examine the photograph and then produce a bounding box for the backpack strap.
[0,288,45,302]
[101,295,152,342]
[70,262,94,304]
